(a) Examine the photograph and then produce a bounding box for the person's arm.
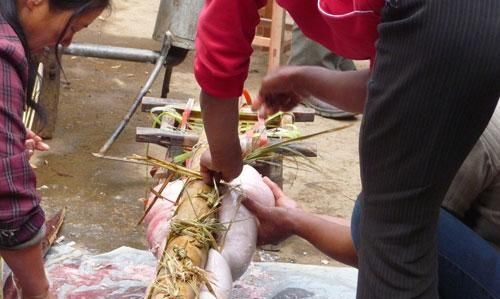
[194,0,266,182]
[297,67,369,113]
[253,66,370,117]
[243,177,358,267]
[0,243,52,299]
[290,209,357,267]
[200,91,242,183]
[25,128,50,158]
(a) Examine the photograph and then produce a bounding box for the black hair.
[0,0,111,129]
[51,0,112,64]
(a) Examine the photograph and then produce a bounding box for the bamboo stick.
[145,138,216,299]
[143,115,347,298]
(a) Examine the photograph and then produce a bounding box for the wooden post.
[33,49,61,139]
[267,1,286,72]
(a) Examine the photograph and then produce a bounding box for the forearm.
[293,67,370,114]
[200,91,243,178]
[1,242,50,298]
[289,209,358,267]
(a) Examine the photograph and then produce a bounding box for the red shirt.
[0,16,45,247]
[195,0,384,98]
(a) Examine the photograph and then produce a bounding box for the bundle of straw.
[140,107,351,298]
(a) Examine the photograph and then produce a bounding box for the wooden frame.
[252,1,291,72]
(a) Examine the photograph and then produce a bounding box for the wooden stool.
[253,1,291,73]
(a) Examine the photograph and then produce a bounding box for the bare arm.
[253,66,370,116]
[0,243,53,299]
[296,67,370,113]
[243,177,358,267]
[290,209,358,267]
[200,91,243,183]
[194,0,268,183]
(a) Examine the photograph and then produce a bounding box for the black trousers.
[357,0,500,297]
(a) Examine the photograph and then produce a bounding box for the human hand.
[242,177,299,245]
[252,66,306,118]
[25,129,50,158]
[262,177,301,210]
[200,149,243,185]
[199,90,243,185]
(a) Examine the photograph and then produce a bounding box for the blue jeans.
[351,199,500,299]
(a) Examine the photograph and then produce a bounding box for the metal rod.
[91,153,152,166]
[63,43,160,64]
[161,65,173,98]
[95,32,173,156]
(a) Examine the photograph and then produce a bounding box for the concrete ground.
[33,0,364,267]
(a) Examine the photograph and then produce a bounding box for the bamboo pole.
[145,139,217,299]
[142,109,343,298]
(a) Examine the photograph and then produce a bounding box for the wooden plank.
[141,96,187,112]
[136,127,199,148]
[268,1,286,72]
[252,35,271,48]
[33,50,61,139]
[137,127,316,157]
[142,97,315,122]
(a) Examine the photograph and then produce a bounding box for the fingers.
[262,176,301,209]
[200,164,213,185]
[254,93,301,119]
[25,129,50,153]
[253,94,271,119]
[26,129,43,143]
[200,165,223,186]
[26,139,50,152]
[242,197,266,218]
[262,176,285,199]
[255,66,303,118]
[25,139,35,151]
[252,94,264,112]
[200,150,226,185]
[25,140,35,158]
[25,128,37,139]
[200,151,215,184]
[35,141,50,151]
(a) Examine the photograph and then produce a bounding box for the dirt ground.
[33,0,364,267]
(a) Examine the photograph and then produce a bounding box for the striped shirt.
[0,14,45,247]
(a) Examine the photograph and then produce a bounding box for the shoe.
[303,97,356,120]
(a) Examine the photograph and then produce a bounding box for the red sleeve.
[195,0,267,98]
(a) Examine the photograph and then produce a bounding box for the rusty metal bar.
[62,43,160,64]
[95,32,173,156]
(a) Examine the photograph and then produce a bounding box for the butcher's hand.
[252,66,308,118]
[25,129,50,158]
[243,177,301,245]
[200,91,243,185]
[200,148,243,185]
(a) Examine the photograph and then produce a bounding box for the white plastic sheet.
[39,242,357,298]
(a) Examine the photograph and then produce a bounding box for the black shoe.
[303,97,356,120]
